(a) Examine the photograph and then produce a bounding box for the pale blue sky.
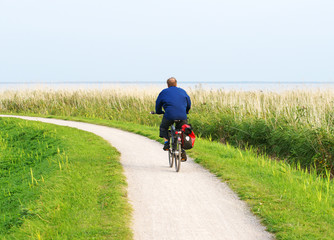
[0,0,333,83]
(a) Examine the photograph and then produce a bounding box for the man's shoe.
[181,149,187,162]
[163,142,170,151]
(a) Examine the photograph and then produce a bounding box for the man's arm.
[186,94,191,114]
[155,92,165,114]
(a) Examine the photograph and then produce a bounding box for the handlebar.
[150,111,164,115]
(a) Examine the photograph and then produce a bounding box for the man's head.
[167,77,177,87]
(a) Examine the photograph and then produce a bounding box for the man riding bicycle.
[155,77,191,161]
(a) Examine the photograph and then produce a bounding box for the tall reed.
[1,87,333,175]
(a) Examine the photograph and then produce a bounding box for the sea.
[0,81,334,92]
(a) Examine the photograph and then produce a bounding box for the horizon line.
[0,81,334,85]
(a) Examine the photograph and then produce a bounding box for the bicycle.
[150,111,185,172]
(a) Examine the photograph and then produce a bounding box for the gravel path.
[0,115,274,240]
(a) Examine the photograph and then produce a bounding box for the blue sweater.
[155,86,191,120]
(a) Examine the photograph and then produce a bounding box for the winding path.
[0,115,273,240]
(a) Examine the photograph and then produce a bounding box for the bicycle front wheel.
[174,142,181,172]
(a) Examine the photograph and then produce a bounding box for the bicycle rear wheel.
[168,149,173,167]
[174,142,181,172]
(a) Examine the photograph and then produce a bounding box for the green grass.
[0,117,132,240]
[23,115,332,240]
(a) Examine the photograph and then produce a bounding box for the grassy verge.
[12,114,332,240]
[0,117,132,240]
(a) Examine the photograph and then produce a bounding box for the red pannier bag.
[181,124,196,149]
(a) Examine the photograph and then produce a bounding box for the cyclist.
[155,77,191,161]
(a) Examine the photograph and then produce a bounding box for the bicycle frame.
[170,125,181,149]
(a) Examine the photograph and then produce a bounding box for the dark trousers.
[159,117,188,140]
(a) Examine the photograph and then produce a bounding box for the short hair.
[167,77,177,87]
